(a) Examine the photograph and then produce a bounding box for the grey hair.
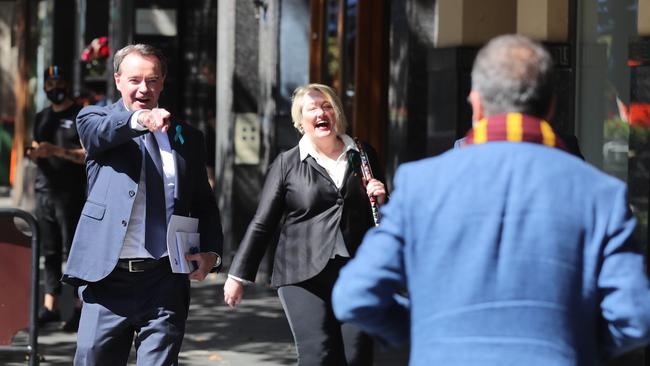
[113,44,167,77]
[471,34,554,118]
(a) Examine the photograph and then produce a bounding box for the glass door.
[309,0,388,156]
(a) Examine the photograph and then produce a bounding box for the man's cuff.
[228,274,253,285]
[130,109,149,130]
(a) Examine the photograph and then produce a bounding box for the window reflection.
[579,0,648,251]
[343,0,357,107]
[321,0,356,127]
[323,0,340,90]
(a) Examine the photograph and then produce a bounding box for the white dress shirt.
[119,108,176,259]
[298,134,358,189]
[299,134,357,259]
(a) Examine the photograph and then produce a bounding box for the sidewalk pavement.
[0,195,12,208]
[4,273,408,365]
[4,274,298,365]
[0,195,409,365]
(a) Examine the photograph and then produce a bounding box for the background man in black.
[27,65,86,332]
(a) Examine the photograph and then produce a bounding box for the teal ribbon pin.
[174,125,185,144]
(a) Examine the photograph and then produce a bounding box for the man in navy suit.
[63,44,223,365]
[332,34,650,365]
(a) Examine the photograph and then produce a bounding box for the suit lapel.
[167,121,186,213]
[340,150,362,197]
[305,149,360,191]
[305,156,337,186]
[343,150,360,184]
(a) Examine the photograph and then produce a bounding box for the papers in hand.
[166,215,200,273]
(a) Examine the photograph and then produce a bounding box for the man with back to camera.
[332,34,650,365]
[62,44,223,365]
[27,65,86,332]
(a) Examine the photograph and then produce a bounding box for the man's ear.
[113,72,121,90]
[469,90,484,124]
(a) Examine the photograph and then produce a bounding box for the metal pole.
[107,0,133,103]
[25,210,40,366]
[106,0,119,102]
[73,0,86,98]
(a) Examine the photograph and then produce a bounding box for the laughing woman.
[223,83,387,365]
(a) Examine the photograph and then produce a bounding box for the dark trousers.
[75,260,190,366]
[278,257,373,366]
[35,191,83,295]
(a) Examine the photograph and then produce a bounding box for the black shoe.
[61,308,82,332]
[37,308,60,325]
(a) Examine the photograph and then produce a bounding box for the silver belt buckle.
[128,259,145,273]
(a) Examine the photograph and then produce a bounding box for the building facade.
[2,2,649,361]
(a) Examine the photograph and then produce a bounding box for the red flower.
[81,36,110,61]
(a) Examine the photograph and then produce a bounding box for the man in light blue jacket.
[332,34,650,365]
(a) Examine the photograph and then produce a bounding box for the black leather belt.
[116,258,167,273]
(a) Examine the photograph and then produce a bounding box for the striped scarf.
[463,113,567,152]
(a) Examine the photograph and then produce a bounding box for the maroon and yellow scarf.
[463,113,567,152]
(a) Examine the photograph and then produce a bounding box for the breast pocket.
[81,201,106,220]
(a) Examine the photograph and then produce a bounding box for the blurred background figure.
[26,65,86,332]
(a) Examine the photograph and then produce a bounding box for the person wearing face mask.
[223,83,387,365]
[27,65,86,332]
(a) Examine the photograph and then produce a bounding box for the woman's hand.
[366,178,387,205]
[223,277,245,308]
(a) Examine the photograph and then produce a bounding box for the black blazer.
[229,141,384,287]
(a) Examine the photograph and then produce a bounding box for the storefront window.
[342,0,356,113]
[321,0,356,121]
[323,0,340,89]
[577,0,649,251]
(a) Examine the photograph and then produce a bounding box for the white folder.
[166,215,200,273]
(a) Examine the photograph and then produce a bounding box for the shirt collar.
[299,134,358,161]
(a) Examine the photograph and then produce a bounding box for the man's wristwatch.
[214,254,222,268]
[209,252,222,269]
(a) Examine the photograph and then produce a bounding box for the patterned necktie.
[143,133,167,259]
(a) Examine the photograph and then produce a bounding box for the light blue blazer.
[63,100,222,285]
[333,141,650,366]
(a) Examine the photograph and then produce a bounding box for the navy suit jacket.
[333,141,650,365]
[63,100,223,285]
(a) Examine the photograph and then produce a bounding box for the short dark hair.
[471,34,554,118]
[43,65,68,81]
[113,44,167,77]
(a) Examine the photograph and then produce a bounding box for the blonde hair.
[290,83,347,135]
